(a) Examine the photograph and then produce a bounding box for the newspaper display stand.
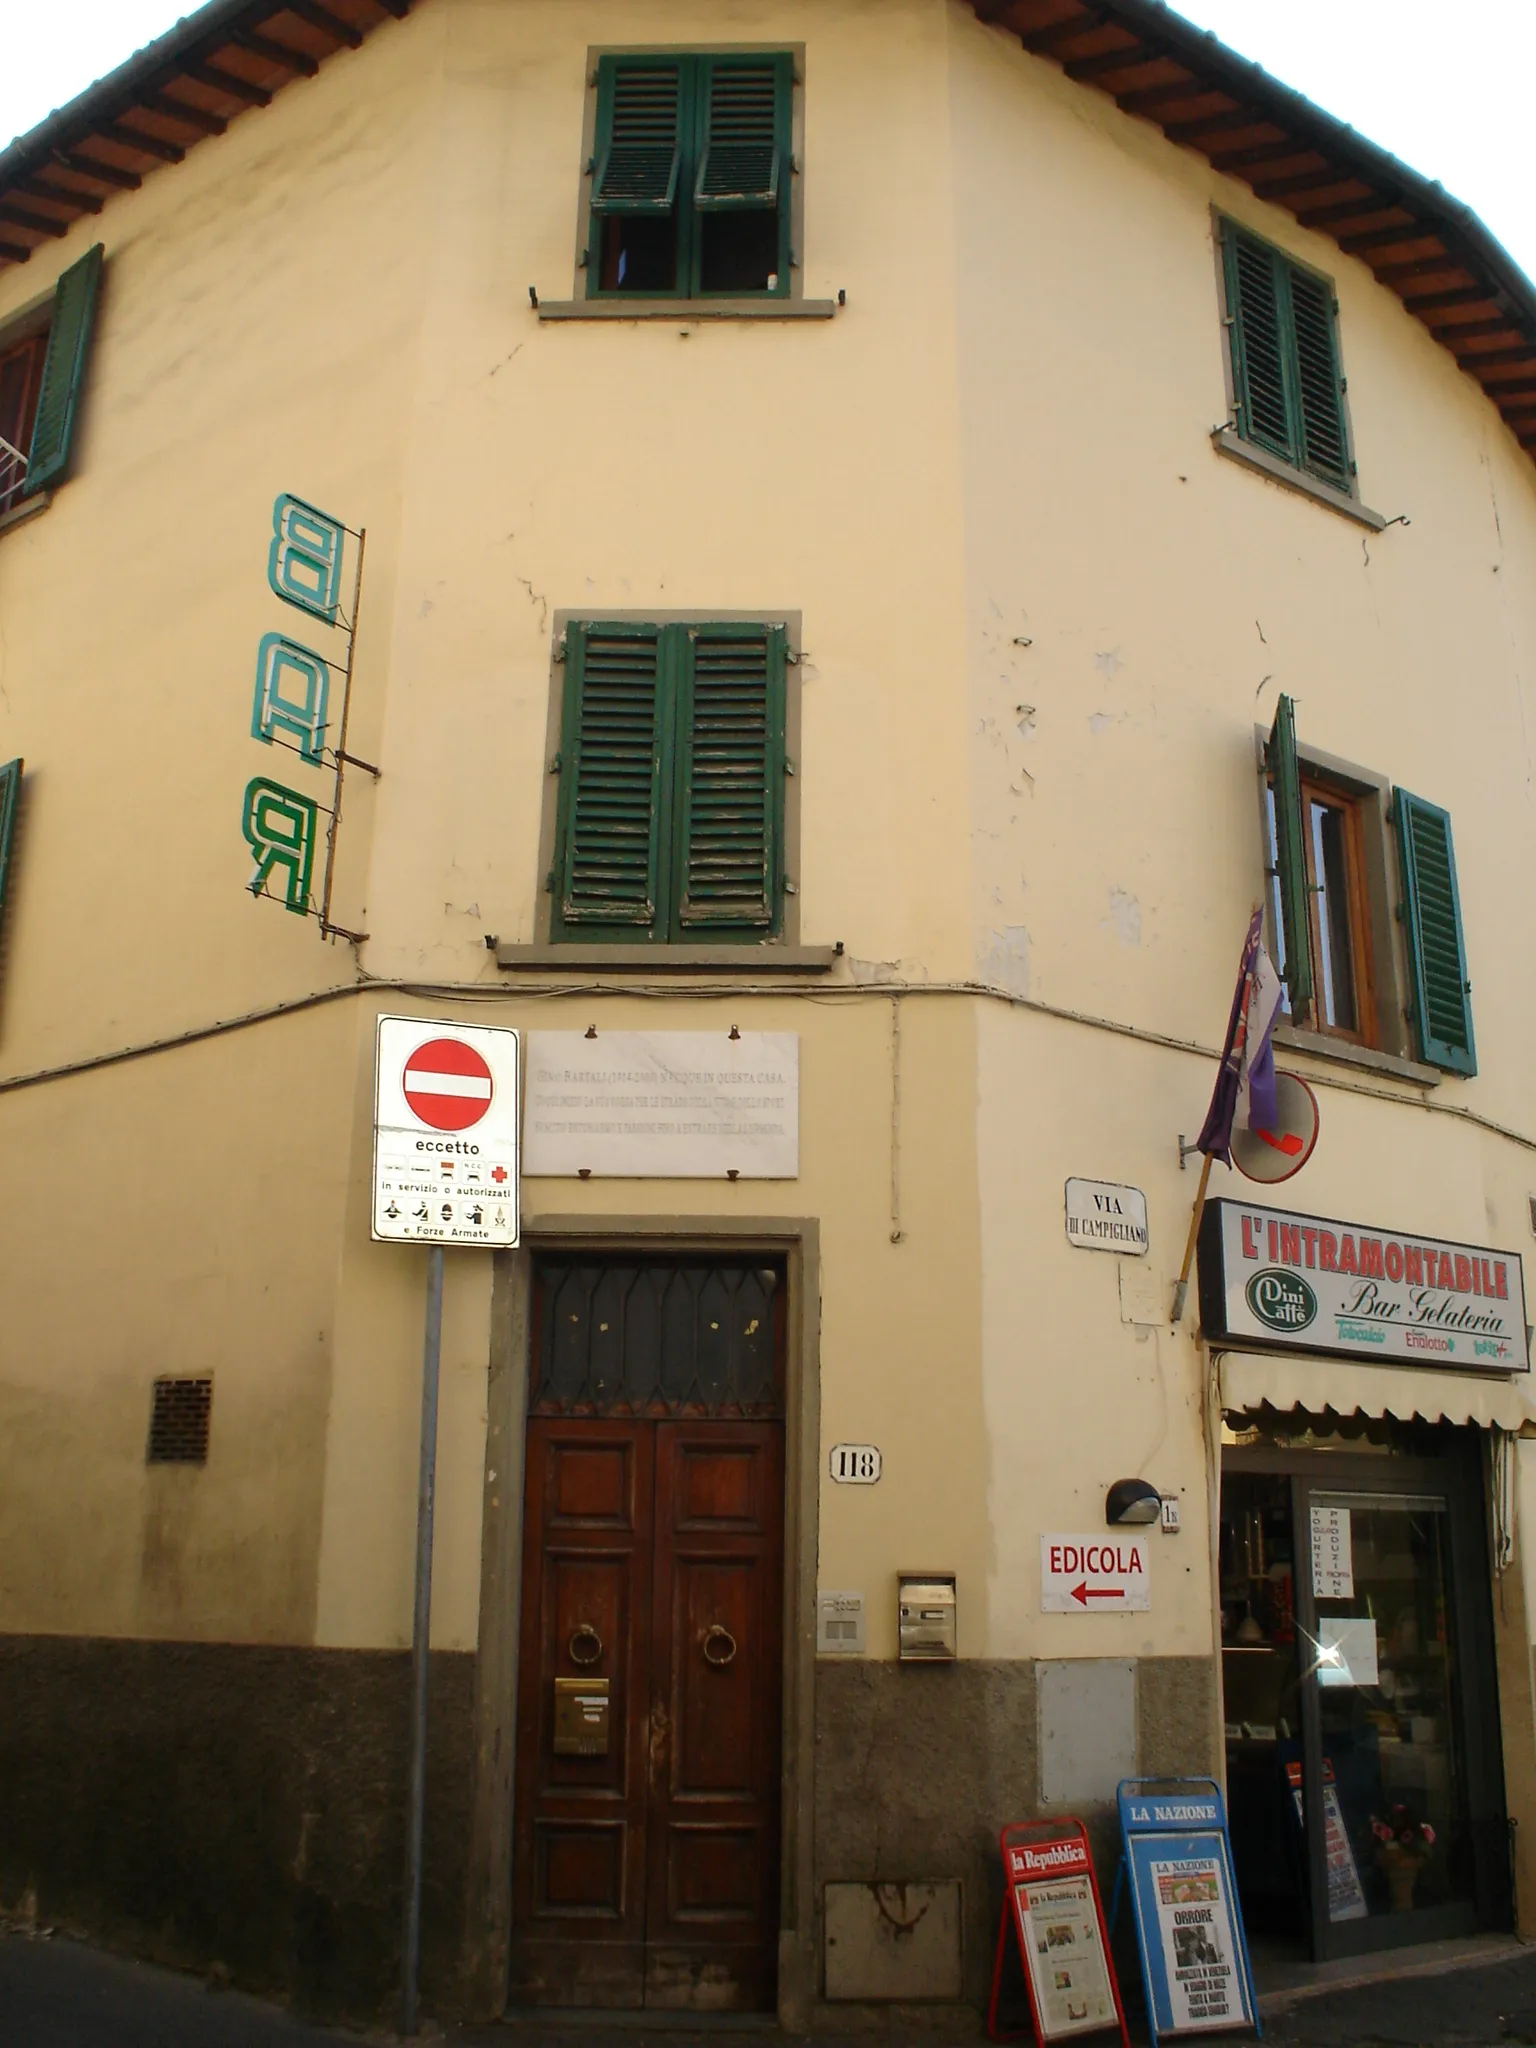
[1109,1779,1260,2048]
[987,1819,1131,2046]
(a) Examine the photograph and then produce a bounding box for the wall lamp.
[1105,1478,1162,1526]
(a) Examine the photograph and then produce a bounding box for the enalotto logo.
[1246,1268,1317,1332]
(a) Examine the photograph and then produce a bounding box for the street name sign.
[1065,1179,1149,1254]
[373,1016,520,1246]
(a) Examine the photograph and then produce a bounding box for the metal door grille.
[532,1257,784,1417]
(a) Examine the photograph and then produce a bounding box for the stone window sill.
[1273,1022,1440,1088]
[536,297,837,322]
[1211,427,1387,531]
[0,491,51,538]
[493,941,842,974]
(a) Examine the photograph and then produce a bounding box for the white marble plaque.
[523,1031,798,1178]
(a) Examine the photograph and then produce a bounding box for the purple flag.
[1197,910,1282,1165]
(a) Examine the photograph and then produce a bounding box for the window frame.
[572,45,805,309]
[536,610,803,952]
[1255,724,1408,1064]
[1212,213,1382,528]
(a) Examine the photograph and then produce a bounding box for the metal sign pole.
[400,1242,445,2038]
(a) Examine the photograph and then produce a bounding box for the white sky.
[3,2,1533,285]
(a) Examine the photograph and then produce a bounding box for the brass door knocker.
[702,1623,737,1668]
[569,1623,603,1666]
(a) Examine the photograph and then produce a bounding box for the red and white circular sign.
[402,1037,494,1132]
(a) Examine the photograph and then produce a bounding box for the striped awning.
[1217,1348,1534,1431]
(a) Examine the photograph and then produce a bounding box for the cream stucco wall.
[1,0,1534,1758]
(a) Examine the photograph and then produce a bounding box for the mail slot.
[897,1573,957,1662]
[553,1676,611,1755]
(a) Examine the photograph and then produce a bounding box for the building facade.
[3,0,1536,2024]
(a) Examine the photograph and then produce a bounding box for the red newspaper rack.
[988,1818,1131,2047]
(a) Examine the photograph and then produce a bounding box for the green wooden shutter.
[1224,227,1294,465]
[1288,266,1350,489]
[590,58,683,215]
[693,55,789,210]
[25,244,103,496]
[0,756,21,920]
[1394,789,1475,1075]
[673,624,785,936]
[552,624,672,937]
[1265,694,1314,1011]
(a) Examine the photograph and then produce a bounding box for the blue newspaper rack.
[1109,1778,1260,2048]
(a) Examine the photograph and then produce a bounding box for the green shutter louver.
[554,625,671,934]
[1222,222,1355,494]
[1265,694,1314,1012]
[1226,230,1293,464]
[694,57,788,210]
[591,59,683,215]
[0,757,21,920]
[1289,268,1350,489]
[675,626,785,933]
[25,244,103,496]
[1394,789,1475,1075]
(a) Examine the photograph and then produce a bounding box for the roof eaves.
[978,0,1536,458]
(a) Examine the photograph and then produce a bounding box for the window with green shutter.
[1394,790,1475,1076]
[1221,222,1352,493]
[0,756,22,954]
[1260,703,1476,1075]
[24,245,104,498]
[551,622,787,944]
[587,53,792,300]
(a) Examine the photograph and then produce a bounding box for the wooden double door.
[510,1414,784,2010]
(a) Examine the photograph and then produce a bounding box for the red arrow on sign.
[1071,1582,1125,1605]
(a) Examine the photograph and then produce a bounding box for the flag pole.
[1172,901,1265,1326]
[1171,1152,1212,1325]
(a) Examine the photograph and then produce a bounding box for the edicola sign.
[1041,1535,1151,1613]
[373,1016,520,1246]
[1199,1197,1529,1373]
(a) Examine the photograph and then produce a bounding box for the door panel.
[510,1254,786,2015]
[511,1420,654,2006]
[645,1422,783,2010]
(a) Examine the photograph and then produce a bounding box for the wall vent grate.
[147,1376,212,1464]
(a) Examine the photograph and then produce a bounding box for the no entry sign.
[373,1016,519,1246]
[402,1037,495,1132]
[1040,1535,1150,1614]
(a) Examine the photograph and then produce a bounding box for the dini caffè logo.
[1245,1268,1317,1332]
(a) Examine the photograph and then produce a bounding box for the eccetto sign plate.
[372,1016,520,1246]
[1198,1198,1529,1373]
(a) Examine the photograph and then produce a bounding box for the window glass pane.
[599,213,679,292]
[1310,799,1357,1032]
[1308,1492,1472,1924]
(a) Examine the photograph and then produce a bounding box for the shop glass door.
[1294,1482,1477,1958]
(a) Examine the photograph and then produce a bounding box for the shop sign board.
[1041,1537,1150,1613]
[1065,1179,1149,1255]
[522,1031,798,1178]
[988,1819,1130,2046]
[372,1016,520,1246]
[1113,1781,1258,2046]
[1198,1198,1529,1373]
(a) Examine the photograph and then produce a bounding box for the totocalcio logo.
[1246,1268,1317,1332]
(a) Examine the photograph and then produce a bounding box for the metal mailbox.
[897,1573,957,1662]
[553,1676,611,1755]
